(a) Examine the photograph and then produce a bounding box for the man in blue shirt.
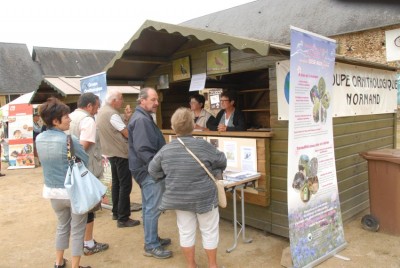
[128,87,172,259]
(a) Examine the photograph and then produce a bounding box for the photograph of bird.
[180,64,187,74]
[215,56,225,67]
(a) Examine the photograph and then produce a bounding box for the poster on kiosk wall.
[7,103,35,169]
[287,26,347,267]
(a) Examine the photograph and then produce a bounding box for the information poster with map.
[287,27,347,267]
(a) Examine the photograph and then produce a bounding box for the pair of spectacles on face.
[220,99,230,103]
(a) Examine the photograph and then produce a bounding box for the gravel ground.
[1,165,399,268]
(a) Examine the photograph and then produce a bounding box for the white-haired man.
[97,88,140,228]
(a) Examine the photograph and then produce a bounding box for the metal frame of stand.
[224,175,259,253]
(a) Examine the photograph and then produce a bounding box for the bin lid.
[359,149,400,164]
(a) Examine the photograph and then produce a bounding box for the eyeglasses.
[220,99,230,102]
[189,101,199,105]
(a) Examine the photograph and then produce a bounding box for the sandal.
[54,258,67,268]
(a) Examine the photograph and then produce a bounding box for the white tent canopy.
[43,76,140,96]
[0,91,36,118]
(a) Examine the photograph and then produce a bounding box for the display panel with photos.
[172,56,191,81]
[206,47,230,75]
[158,74,169,89]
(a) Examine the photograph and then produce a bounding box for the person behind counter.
[207,91,246,131]
[189,94,215,131]
[149,107,227,268]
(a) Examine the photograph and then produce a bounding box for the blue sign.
[80,72,107,106]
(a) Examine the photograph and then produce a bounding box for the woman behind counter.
[189,94,215,131]
[207,90,246,131]
[149,107,227,268]
[36,97,91,268]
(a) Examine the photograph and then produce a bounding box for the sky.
[0,0,255,52]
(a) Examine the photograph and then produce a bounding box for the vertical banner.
[80,72,110,208]
[100,156,113,209]
[7,104,35,169]
[287,27,347,267]
[80,72,108,106]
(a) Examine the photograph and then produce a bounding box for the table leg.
[226,187,238,253]
[241,187,252,244]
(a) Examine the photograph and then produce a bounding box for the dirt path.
[1,165,399,267]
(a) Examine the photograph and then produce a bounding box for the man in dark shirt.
[128,87,172,259]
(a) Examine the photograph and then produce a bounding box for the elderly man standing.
[128,87,172,259]
[68,92,109,255]
[97,88,140,228]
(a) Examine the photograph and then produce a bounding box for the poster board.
[207,136,257,172]
[201,88,223,116]
[385,28,400,62]
[7,104,35,169]
[100,156,113,209]
[168,135,257,172]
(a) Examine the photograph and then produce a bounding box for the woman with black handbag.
[149,107,227,268]
[36,97,91,268]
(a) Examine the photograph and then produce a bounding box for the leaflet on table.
[223,170,260,181]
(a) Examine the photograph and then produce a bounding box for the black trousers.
[109,157,132,221]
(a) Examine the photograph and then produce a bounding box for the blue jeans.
[140,174,165,250]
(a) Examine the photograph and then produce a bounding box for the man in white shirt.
[96,88,140,228]
[68,93,109,255]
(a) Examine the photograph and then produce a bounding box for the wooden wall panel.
[146,45,396,239]
[265,65,396,238]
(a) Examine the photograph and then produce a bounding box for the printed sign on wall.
[8,104,35,169]
[277,61,398,119]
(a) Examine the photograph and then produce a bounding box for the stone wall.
[332,24,400,69]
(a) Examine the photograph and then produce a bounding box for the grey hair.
[105,88,122,104]
[136,87,154,105]
[171,107,194,136]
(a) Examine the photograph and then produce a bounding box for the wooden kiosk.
[104,20,398,238]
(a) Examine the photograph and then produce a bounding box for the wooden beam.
[119,55,169,65]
